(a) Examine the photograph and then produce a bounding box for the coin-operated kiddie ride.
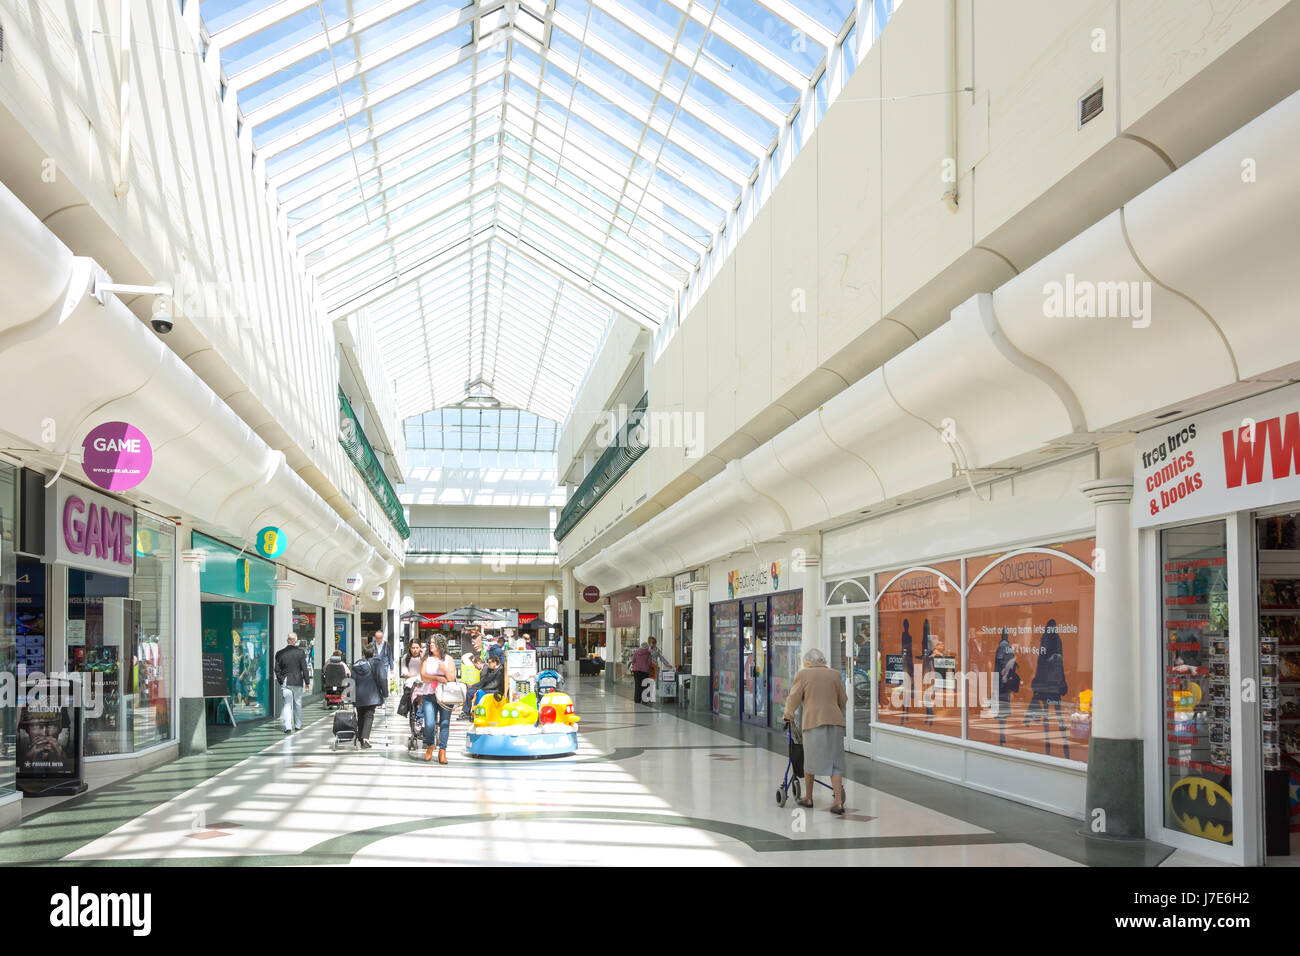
[466,644,581,758]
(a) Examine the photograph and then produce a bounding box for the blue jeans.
[422,696,450,749]
[281,683,303,731]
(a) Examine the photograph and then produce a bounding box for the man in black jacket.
[274,634,311,734]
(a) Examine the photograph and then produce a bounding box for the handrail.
[554,391,650,541]
[339,386,411,539]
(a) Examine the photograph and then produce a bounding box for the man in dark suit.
[274,634,311,734]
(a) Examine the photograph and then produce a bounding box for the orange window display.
[964,540,1096,762]
[876,561,962,738]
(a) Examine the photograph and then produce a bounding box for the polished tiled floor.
[0,678,1176,866]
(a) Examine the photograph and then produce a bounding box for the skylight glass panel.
[240,54,335,114]
[718,0,825,74]
[220,8,323,78]
[200,0,272,36]
[685,72,775,145]
[615,0,683,41]
[700,31,798,104]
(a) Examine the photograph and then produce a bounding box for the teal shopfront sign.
[194,532,277,604]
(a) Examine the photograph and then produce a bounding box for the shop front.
[606,587,643,684]
[292,602,323,693]
[196,532,276,723]
[330,587,356,658]
[0,460,17,809]
[707,551,805,729]
[673,571,699,672]
[821,454,1099,815]
[43,480,178,759]
[1134,382,1300,865]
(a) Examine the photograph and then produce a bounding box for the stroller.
[402,679,426,751]
[775,720,834,807]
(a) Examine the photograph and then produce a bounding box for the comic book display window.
[1161,521,1232,845]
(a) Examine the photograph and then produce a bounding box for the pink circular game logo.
[82,422,153,491]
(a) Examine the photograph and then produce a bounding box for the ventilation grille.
[1079,86,1104,127]
[1,25,6,63]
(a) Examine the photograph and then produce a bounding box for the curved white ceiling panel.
[1121,89,1300,383]
[992,211,1238,432]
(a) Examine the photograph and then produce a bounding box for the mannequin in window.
[994,628,1020,746]
[898,618,913,724]
[919,619,935,725]
[1024,618,1070,758]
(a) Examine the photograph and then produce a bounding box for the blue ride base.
[465,730,578,758]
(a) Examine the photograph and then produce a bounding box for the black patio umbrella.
[429,606,512,624]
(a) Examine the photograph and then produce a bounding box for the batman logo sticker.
[1167,776,1232,843]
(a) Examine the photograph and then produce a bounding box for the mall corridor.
[0,678,1186,868]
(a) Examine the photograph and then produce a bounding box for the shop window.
[965,542,1096,762]
[1161,522,1231,844]
[1257,513,1300,855]
[711,602,740,718]
[824,576,871,606]
[68,570,137,756]
[768,592,803,729]
[0,462,16,795]
[132,515,175,750]
[293,602,322,693]
[876,561,962,737]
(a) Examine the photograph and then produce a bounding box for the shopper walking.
[352,643,388,749]
[459,633,483,720]
[630,641,654,705]
[373,630,393,669]
[274,634,311,735]
[418,635,455,764]
[781,648,848,814]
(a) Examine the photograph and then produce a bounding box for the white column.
[1079,476,1142,838]
[177,549,206,700]
[797,546,823,658]
[177,547,207,755]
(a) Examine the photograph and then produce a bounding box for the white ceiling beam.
[227,0,432,89]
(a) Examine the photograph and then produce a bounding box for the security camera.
[150,296,175,334]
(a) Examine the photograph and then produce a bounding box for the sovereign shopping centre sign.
[1134,381,1300,529]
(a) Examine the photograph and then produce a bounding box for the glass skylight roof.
[198,0,859,423]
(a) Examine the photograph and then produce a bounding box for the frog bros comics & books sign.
[1134,382,1300,529]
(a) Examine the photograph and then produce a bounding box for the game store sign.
[46,479,135,576]
[1135,382,1300,529]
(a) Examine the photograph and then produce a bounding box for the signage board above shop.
[608,587,643,628]
[331,587,357,613]
[673,571,697,606]
[46,479,135,577]
[726,561,782,600]
[1134,382,1300,529]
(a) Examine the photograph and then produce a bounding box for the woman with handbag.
[418,635,458,764]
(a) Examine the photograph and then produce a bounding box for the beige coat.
[782,662,847,731]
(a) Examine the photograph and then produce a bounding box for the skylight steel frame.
[195,0,865,423]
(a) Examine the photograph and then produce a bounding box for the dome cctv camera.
[151,296,175,334]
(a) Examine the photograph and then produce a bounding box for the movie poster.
[16,701,77,777]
